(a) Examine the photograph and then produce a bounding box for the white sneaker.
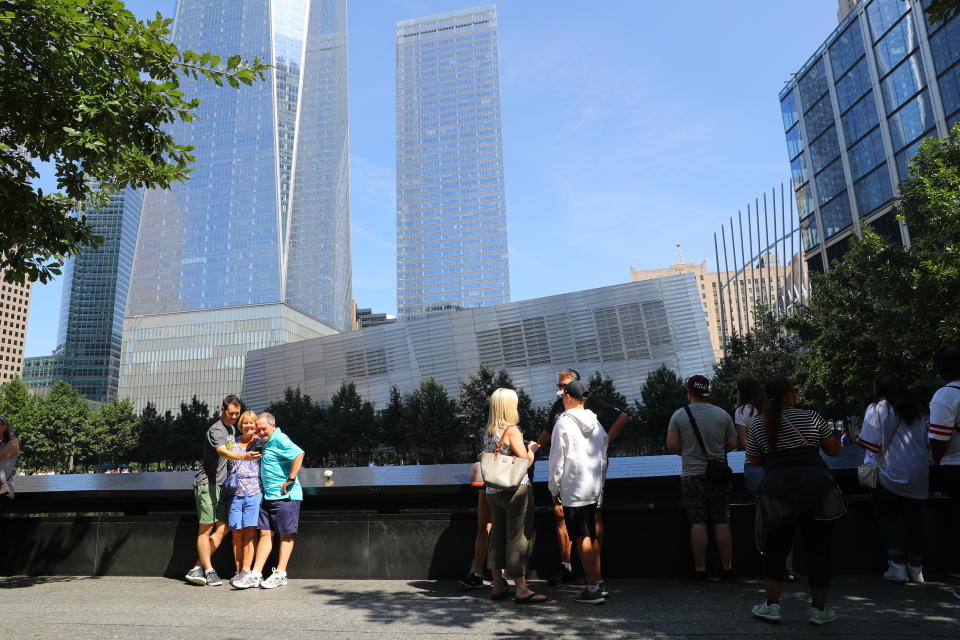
[259,568,288,589]
[907,564,924,583]
[883,560,908,583]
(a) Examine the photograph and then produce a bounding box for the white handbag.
[479,427,529,491]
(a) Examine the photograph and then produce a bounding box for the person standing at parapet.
[0,416,20,499]
[241,412,304,589]
[549,379,609,604]
[666,375,738,582]
[185,394,260,586]
[928,343,960,601]
[537,368,627,585]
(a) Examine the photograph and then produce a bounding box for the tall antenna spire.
[675,242,684,265]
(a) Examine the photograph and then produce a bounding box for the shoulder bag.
[684,406,732,485]
[479,426,529,491]
[858,406,903,489]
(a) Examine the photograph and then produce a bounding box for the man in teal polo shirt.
[243,412,304,589]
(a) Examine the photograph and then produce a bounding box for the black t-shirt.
[544,395,622,435]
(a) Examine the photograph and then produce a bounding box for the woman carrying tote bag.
[482,388,545,603]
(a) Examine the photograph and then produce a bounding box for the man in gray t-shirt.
[666,375,738,581]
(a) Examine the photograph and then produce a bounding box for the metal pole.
[764,191,773,315]
[755,197,763,309]
[721,225,736,340]
[744,206,754,331]
[790,185,799,306]
[714,233,728,359]
[728,218,745,336]
[781,183,789,312]
[772,186,781,316]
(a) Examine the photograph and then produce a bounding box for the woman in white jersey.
[483,388,544,603]
[857,371,929,583]
[746,376,843,626]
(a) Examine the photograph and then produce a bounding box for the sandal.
[514,592,548,604]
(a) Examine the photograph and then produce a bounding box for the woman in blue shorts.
[227,411,263,588]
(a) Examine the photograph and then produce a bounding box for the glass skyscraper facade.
[126,0,351,330]
[781,0,960,272]
[23,188,142,401]
[395,5,510,320]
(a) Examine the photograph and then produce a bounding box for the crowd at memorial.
[1,342,958,625]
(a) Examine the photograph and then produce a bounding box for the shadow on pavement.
[0,575,101,589]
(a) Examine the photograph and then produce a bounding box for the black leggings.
[873,485,925,562]
[763,511,835,589]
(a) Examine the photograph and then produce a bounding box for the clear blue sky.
[25,0,839,358]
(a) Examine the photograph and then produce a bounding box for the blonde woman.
[226,411,264,588]
[484,388,545,603]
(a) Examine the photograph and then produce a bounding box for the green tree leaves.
[0,0,269,284]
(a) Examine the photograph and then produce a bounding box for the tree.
[0,378,42,469]
[89,397,140,467]
[408,377,460,463]
[378,385,409,455]
[457,365,539,449]
[786,124,960,417]
[634,365,686,453]
[267,387,323,464]
[169,396,211,468]
[326,382,376,466]
[0,0,268,284]
[925,1,960,23]
[711,305,801,413]
[133,401,173,470]
[586,371,628,409]
[36,380,93,472]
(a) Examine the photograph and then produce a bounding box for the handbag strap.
[493,426,513,457]
[781,411,811,446]
[874,404,904,467]
[683,406,711,458]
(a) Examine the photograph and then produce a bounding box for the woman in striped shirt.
[746,376,842,626]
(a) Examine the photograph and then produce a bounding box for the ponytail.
[762,376,794,453]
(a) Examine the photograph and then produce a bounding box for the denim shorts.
[228,492,263,530]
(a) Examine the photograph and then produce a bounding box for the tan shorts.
[194,483,229,525]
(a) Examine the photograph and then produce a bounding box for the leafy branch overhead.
[0,0,269,285]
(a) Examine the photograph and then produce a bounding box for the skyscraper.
[23,188,142,401]
[0,269,31,385]
[395,5,510,320]
[119,0,348,411]
[780,0,960,273]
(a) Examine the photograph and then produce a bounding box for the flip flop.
[514,592,548,604]
[490,589,511,600]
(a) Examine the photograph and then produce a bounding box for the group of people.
[459,344,960,623]
[183,394,306,590]
[662,343,960,625]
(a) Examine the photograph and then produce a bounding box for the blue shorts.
[258,498,301,536]
[228,493,263,530]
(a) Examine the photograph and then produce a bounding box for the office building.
[23,188,142,401]
[119,0,350,411]
[355,307,397,329]
[0,269,31,385]
[242,276,714,412]
[630,257,802,361]
[395,6,510,320]
[780,0,960,272]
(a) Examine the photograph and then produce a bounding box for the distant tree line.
[0,364,707,471]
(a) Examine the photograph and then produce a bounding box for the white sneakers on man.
[260,568,288,589]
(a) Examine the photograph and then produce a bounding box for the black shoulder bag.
[684,406,732,485]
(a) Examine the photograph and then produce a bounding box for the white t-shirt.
[735,404,759,428]
[858,401,930,499]
[929,380,960,465]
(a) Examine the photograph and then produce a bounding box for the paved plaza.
[1,574,958,639]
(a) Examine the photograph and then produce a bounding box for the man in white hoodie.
[548,379,609,604]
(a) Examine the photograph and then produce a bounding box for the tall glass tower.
[119,0,348,411]
[126,0,351,329]
[780,0,960,273]
[23,188,143,401]
[395,5,510,320]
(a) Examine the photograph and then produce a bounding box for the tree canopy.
[0,0,268,284]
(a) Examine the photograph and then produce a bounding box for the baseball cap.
[562,379,589,400]
[687,375,711,398]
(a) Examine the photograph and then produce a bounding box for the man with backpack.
[666,375,738,581]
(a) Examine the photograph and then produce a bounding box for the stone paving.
[1,574,958,639]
